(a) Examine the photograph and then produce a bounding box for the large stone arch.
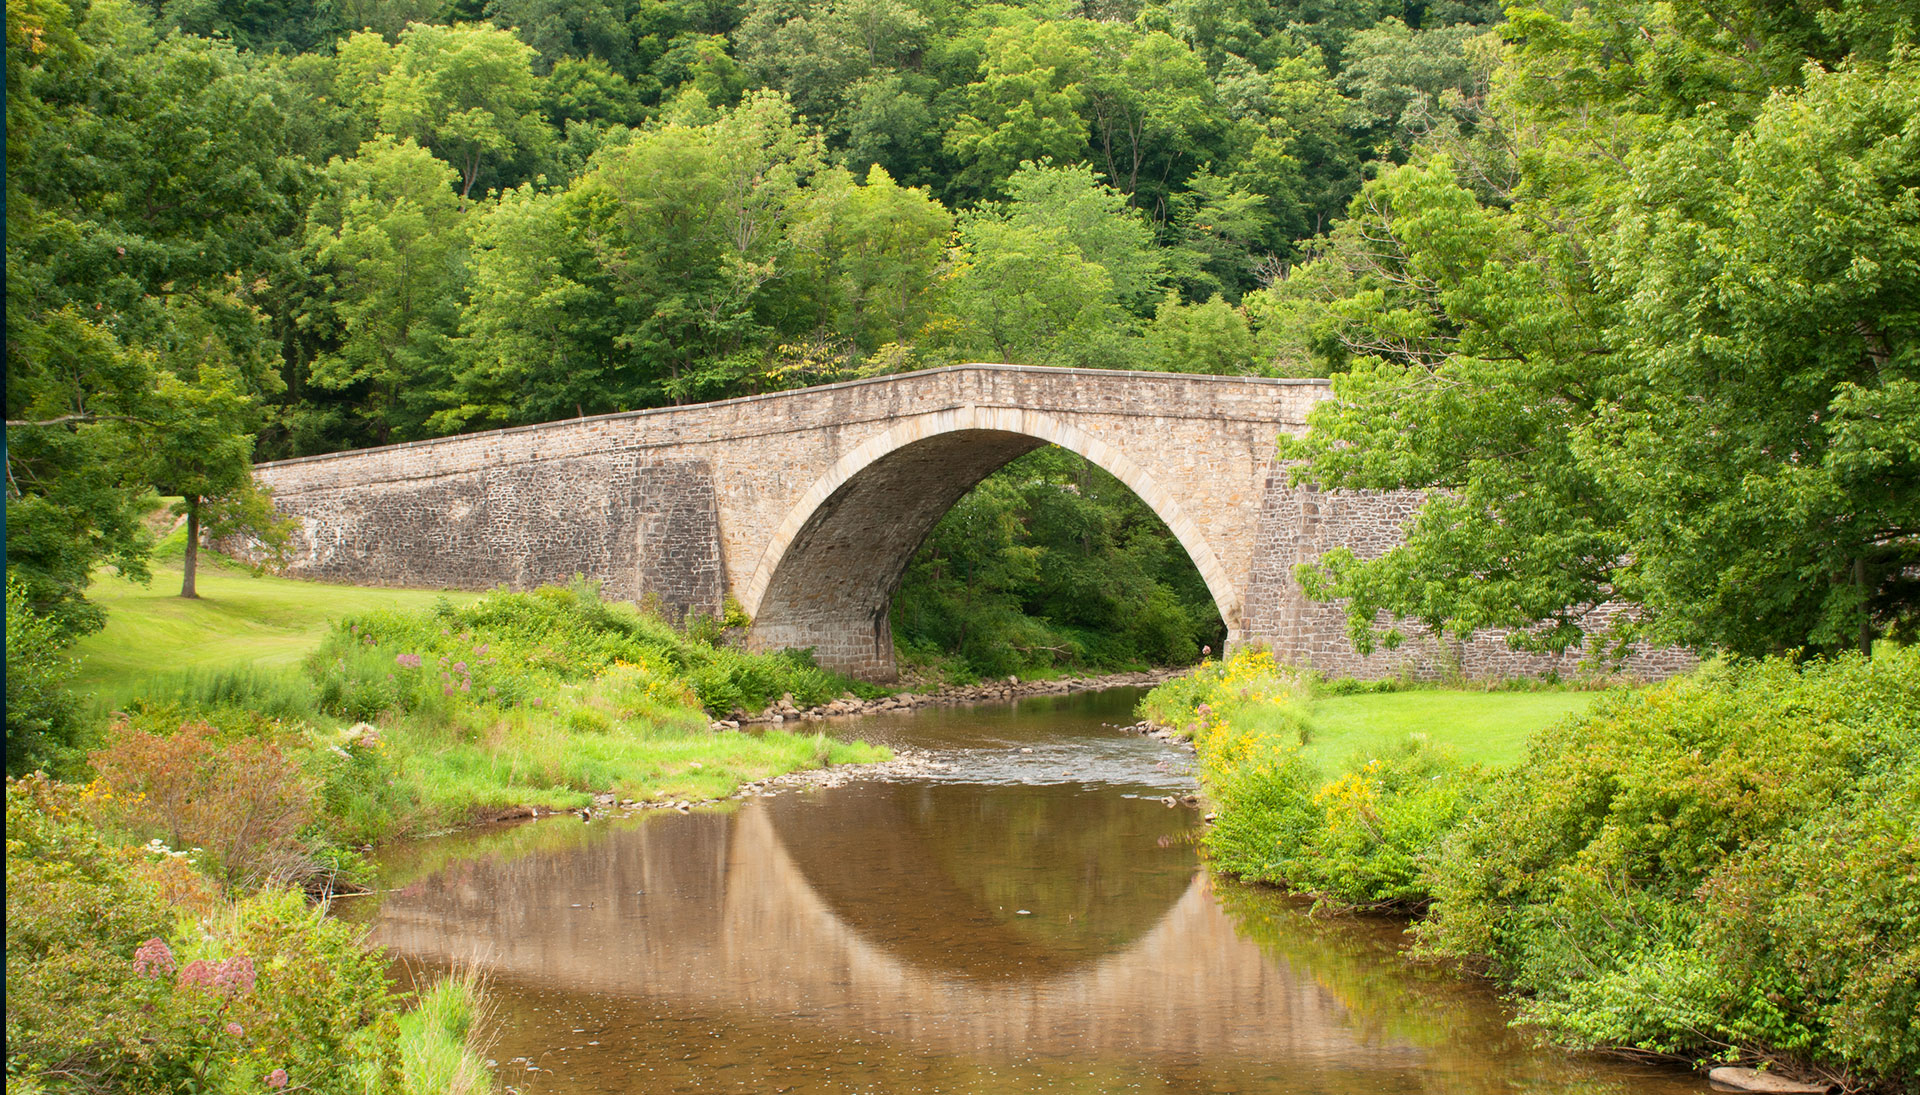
[739,406,1240,679]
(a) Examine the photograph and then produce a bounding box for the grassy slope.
[1303,690,1602,770]
[71,554,887,824]
[72,556,480,706]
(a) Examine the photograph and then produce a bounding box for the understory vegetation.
[893,447,1225,681]
[1144,648,1920,1090]
[5,774,492,1094]
[6,578,888,1092]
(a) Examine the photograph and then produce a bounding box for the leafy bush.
[6,775,181,1090]
[90,718,318,890]
[1419,650,1920,1083]
[1142,649,1476,908]
[310,582,863,720]
[312,723,418,846]
[6,570,87,777]
[6,777,401,1094]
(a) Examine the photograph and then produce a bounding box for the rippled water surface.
[353,688,1707,1094]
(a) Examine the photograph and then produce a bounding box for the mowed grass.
[72,555,481,706]
[1302,689,1604,770]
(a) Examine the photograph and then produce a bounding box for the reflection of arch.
[740,406,1239,678]
[763,782,1197,980]
[370,803,1416,1063]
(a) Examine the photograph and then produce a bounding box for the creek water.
[351,687,1708,1094]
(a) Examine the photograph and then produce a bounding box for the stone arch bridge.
[249,364,1672,680]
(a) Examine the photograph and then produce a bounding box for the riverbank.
[1141,648,1920,1093]
[713,667,1184,726]
[7,577,897,1093]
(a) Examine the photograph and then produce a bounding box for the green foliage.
[367,21,552,200]
[1142,649,1476,909]
[395,971,493,1095]
[5,775,401,1093]
[309,581,869,723]
[1280,11,1920,658]
[6,571,86,777]
[892,448,1225,680]
[1420,649,1920,1082]
[5,773,181,1090]
[304,135,469,446]
[1151,646,1920,1083]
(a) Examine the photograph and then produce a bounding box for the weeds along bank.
[6,581,890,1093]
[1141,649,1920,1092]
[5,774,494,1094]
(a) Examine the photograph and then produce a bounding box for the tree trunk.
[181,496,201,599]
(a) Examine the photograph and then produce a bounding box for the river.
[350,687,1708,1094]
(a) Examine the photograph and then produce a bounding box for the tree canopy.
[6,0,1913,666]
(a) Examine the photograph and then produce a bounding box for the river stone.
[1706,1066,1831,1093]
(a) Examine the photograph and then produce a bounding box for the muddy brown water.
[351,687,1708,1094]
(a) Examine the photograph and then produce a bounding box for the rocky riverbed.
[706,668,1185,729]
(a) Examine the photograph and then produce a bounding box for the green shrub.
[313,582,868,720]
[5,778,401,1094]
[1142,650,1475,909]
[1419,650,1920,1083]
[6,570,87,777]
[312,724,418,846]
[5,775,181,1090]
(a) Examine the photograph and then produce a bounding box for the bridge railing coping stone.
[251,364,1333,471]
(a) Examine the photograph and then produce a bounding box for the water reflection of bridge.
[372,794,1421,1065]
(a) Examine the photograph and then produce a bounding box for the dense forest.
[8,0,1507,673]
[7,0,1916,674]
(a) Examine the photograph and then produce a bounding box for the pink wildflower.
[226,1022,245,1037]
[452,661,468,674]
[133,937,175,978]
[177,960,219,990]
[213,956,256,995]
[443,685,454,697]
[395,653,422,669]
[475,643,488,655]
[266,1068,290,1089]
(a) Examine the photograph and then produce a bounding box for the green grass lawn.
[1302,690,1604,770]
[72,556,480,706]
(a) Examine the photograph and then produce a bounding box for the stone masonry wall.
[1242,474,1697,680]
[259,455,723,620]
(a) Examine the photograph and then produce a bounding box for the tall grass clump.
[395,969,494,1095]
[126,664,320,723]
[1419,649,1919,1086]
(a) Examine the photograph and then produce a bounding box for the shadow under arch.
[739,405,1240,679]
